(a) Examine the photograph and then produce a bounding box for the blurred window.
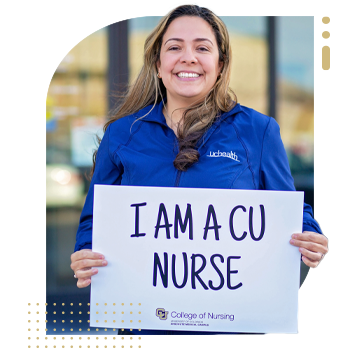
[276,17,314,193]
[46,28,108,294]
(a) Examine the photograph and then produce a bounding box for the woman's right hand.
[70,249,108,288]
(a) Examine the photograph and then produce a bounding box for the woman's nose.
[180,47,198,64]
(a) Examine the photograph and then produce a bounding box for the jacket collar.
[137,100,243,126]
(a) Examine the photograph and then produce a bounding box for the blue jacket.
[75,103,322,336]
[75,101,321,251]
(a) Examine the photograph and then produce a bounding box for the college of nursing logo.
[207,150,240,162]
[155,308,169,320]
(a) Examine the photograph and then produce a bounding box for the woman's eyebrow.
[164,38,214,45]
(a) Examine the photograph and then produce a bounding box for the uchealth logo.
[155,308,169,320]
[207,150,240,162]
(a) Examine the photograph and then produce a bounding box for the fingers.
[290,231,329,269]
[290,232,329,255]
[292,231,328,246]
[298,247,323,262]
[301,255,320,268]
[70,249,107,288]
[71,258,108,273]
[70,250,107,273]
[75,268,98,280]
[77,278,92,288]
[71,249,104,264]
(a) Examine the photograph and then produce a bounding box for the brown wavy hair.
[91,4,236,176]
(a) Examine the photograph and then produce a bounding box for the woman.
[70,4,328,330]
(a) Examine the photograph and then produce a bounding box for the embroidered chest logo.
[207,150,240,162]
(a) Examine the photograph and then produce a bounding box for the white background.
[2,0,348,349]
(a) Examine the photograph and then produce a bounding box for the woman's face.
[157,16,223,108]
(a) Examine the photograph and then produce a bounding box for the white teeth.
[177,72,200,78]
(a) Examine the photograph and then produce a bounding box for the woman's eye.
[168,46,180,51]
[198,47,209,52]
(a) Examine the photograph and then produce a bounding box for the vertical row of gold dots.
[322,17,330,70]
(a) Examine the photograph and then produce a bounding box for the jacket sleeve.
[74,125,124,251]
[259,117,322,234]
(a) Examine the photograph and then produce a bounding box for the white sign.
[90,185,303,333]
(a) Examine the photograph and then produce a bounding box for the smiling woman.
[70,4,328,335]
[157,16,223,119]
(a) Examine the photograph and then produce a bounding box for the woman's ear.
[156,61,161,78]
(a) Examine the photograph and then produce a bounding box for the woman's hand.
[70,249,108,288]
[290,231,328,268]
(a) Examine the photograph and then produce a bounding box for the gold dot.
[62,337,65,340]
[45,321,48,323]
[62,303,65,306]
[88,312,90,314]
[36,329,39,331]
[121,303,124,306]
[105,337,107,340]
[70,320,73,323]
[138,304,141,306]
[88,337,90,340]
[79,311,82,314]
[96,329,99,331]
[96,312,99,314]
[79,303,82,306]
[28,312,31,314]
[28,303,31,306]
[28,320,31,323]
[138,321,141,323]
[122,320,124,323]
[62,329,65,331]
[45,337,48,340]
[36,337,39,340]
[130,320,133,323]
[113,312,116,314]
[138,312,141,314]
[130,329,133,331]
[130,303,132,306]
[96,303,99,306]
[36,320,39,323]
[104,312,107,314]
[88,303,90,306]
[79,329,82,331]
[113,329,116,331]
[138,337,141,340]
[70,303,73,306]
[54,329,56,331]
[130,337,133,340]
[70,337,73,340]
[322,31,330,39]
[122,329,124,331]
[54,321,56,323]
[121,337,124,340]
[113,337,116,339]
[130,312,133,314]
[104,303,107,306]
[54,312,56,314]
[96,320,99,323]
[113,303,116,306]
[96,337,99,340]
[28,328,31,331]
[45,329,48,331]
[113,320,116,323]
[79,320,82,323]
[45,303,48,306]
[36,303,39,306]
[62,320,65,323]
[322,17,330,24]
[62,312,65,314]
[79,337,82,340]
[70,328,73,331]
[104,320,107,323]
[45,312,48,314]
[122,312,124,315]
[54,303,56,306]
[70,312,73,314]
[88,329,90,331]
[54,337,56,340]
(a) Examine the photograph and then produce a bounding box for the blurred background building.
[46,16,314,314]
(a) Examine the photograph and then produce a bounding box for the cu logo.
[155,308,169,320]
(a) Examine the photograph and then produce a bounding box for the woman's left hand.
[290,231,328,268]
